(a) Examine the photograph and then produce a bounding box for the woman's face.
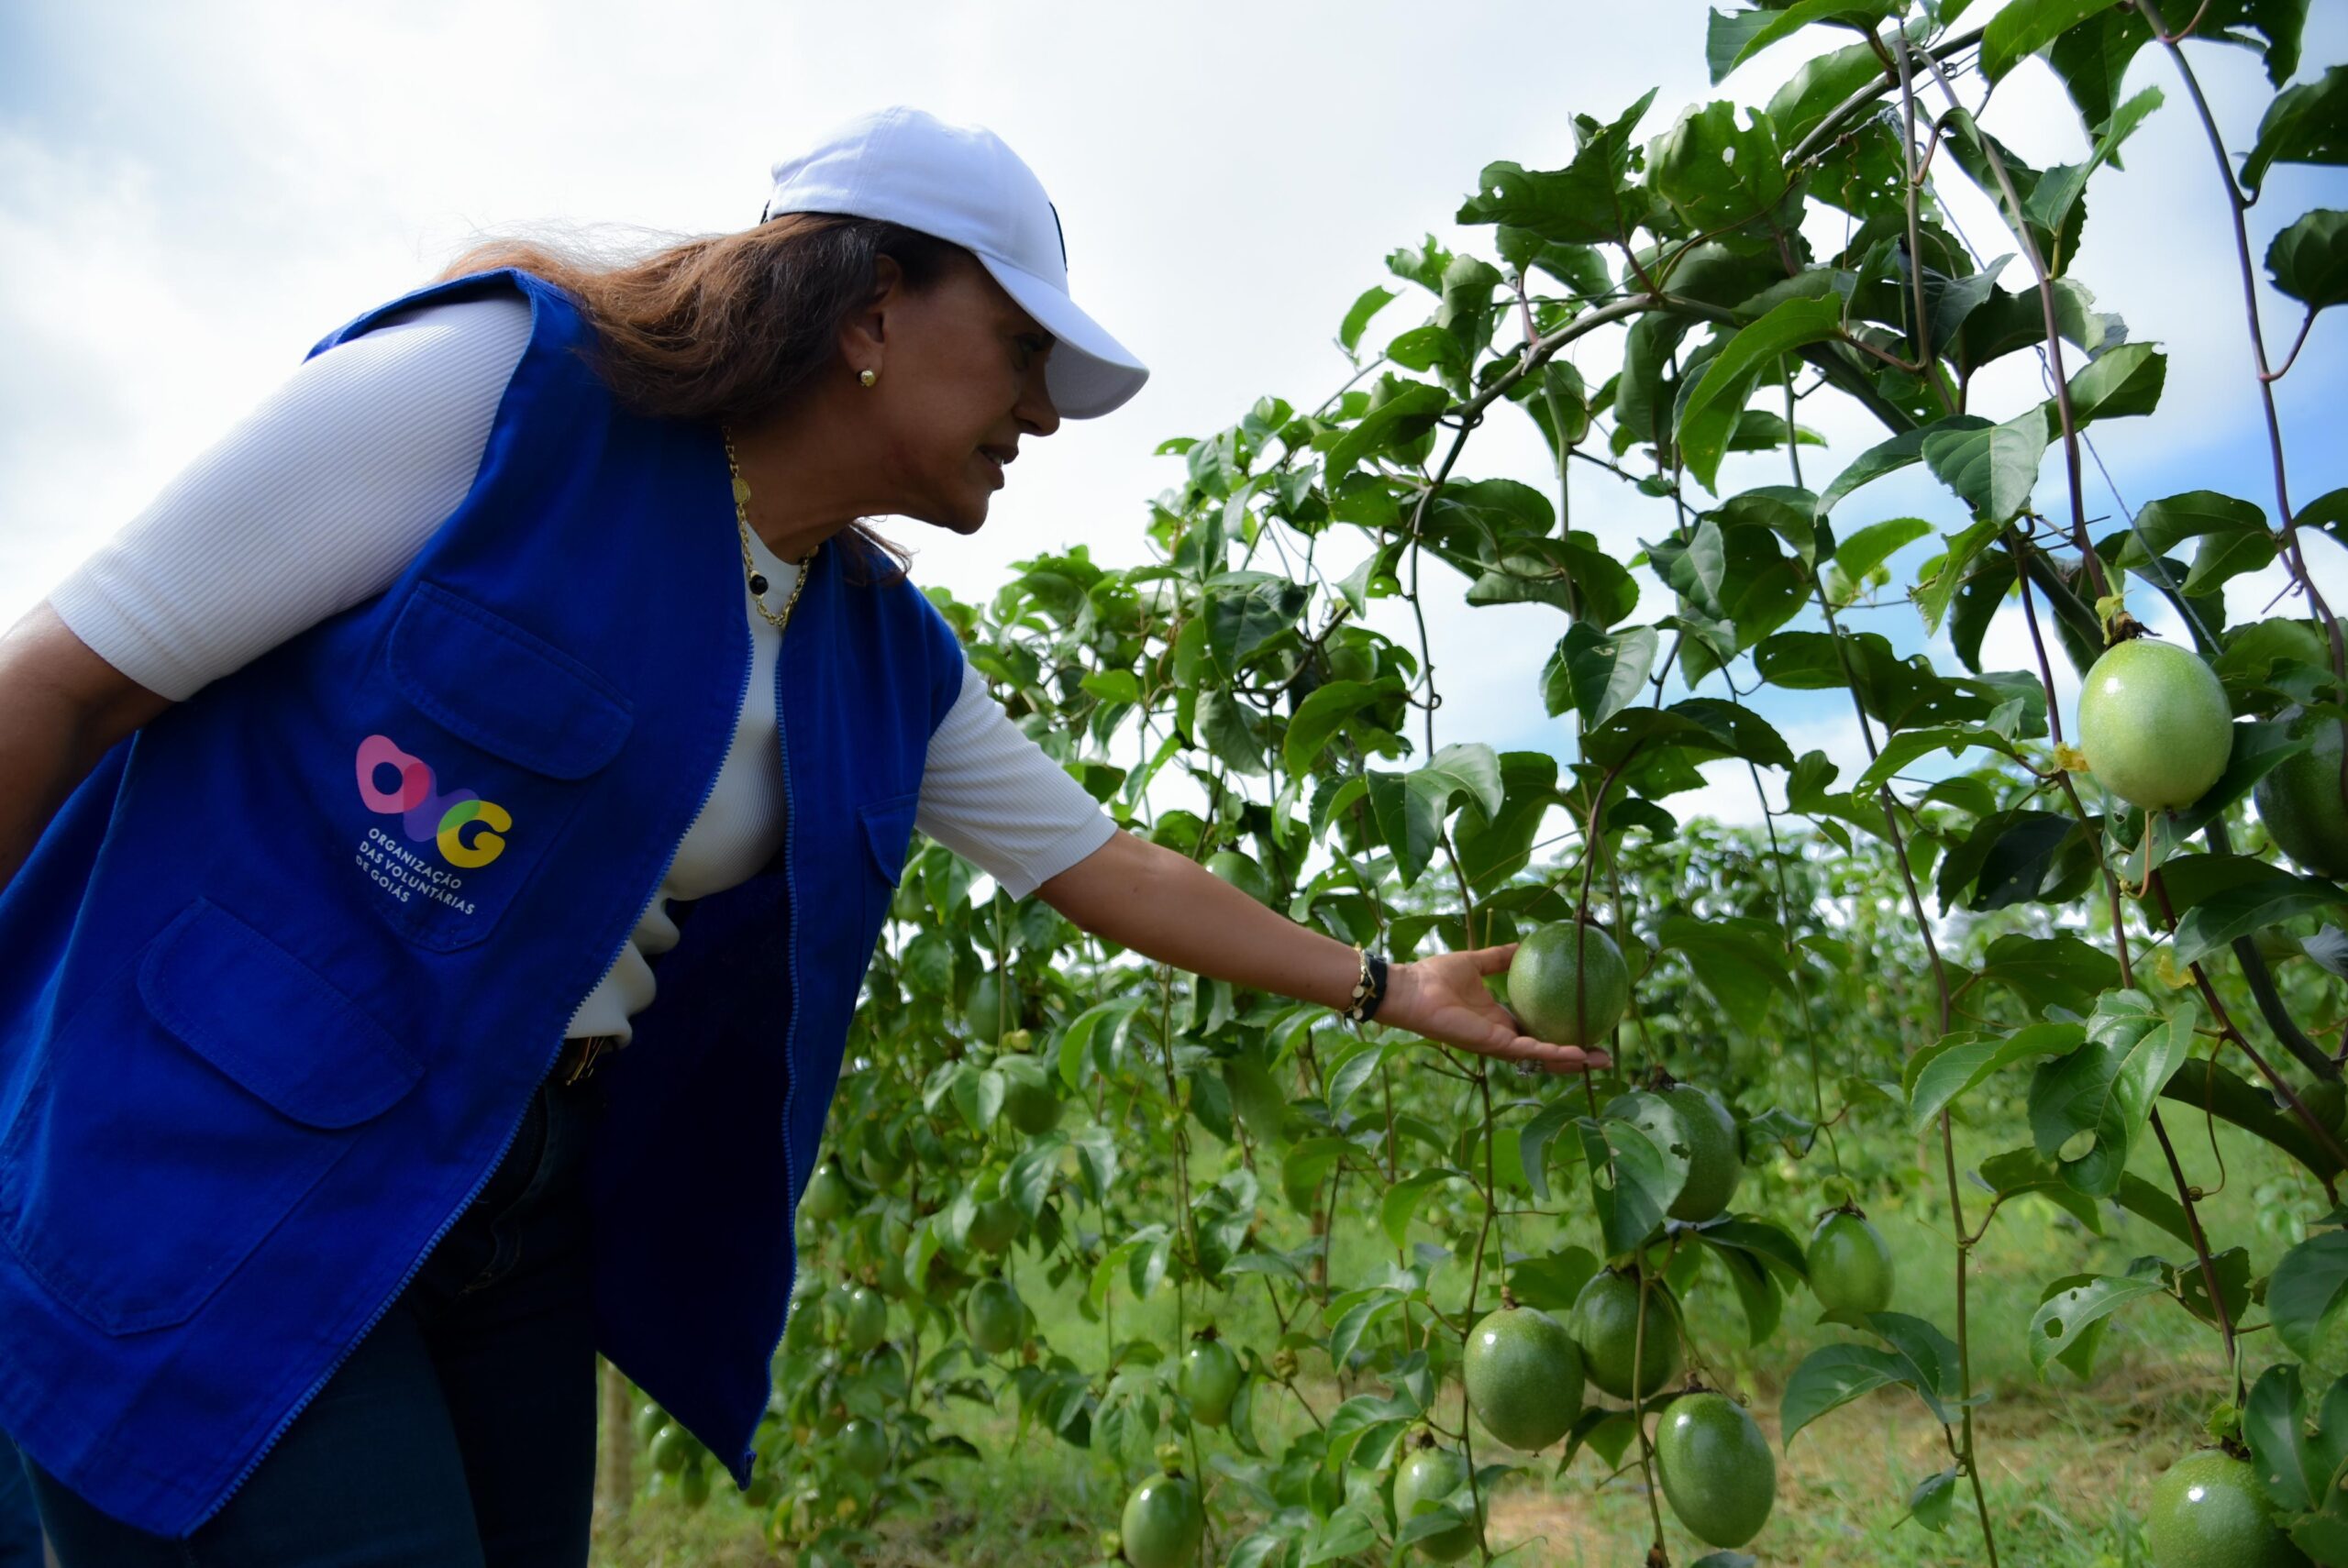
[852,251,1061,536]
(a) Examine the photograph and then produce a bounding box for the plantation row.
[617,4,2348,1564]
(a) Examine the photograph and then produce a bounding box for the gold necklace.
[721,423,818,632]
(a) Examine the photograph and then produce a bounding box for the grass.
[592,1104,2325,1566]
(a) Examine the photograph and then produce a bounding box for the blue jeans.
[25,1067,606,1567]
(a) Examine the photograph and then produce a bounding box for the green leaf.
[1456,90,1660,245]
[1555,622,1662,729]
[1834,517,1932,583]
[1707,0,1896,83]
[1339,284,1397,354]
[2026,988,2197,1197]
[1769,40,1894,147]
[2244,1364,2318,1515]
[2054,340,2166,431]
[2172,868,2348,968]
[2022,88,2163,247]
[2160,1058,2344,1184]
[1365,745,1506,888]
[1821,417,1991,513]
[2115,491,2271,598]
[1518,1099,1583,1206]
[1904,1021,2085,1134]
[1974,933,2121,1016]
[2269,209,2348,312]
[1981,0,2126,83]
[2026,1273,2164,1375]
[1195,687,1268,776]
[1648,100,1792,237]
[1579,1114,1682,1258]
[1203,575,1310,670]
[1922,414,2049,523]
[1675,295,1846,492]
[1325,380,1447,487]
[2243,65,2348,196]
[1658,915,1795,1034]
[1850,720,2021,795]
[1380,1167,1469,1250]
[1283,679,1386,778]
[2272,1229,2348,1362]
[1780,1344,1915,1447]
[1906,1467,1959,1532]
[1979,1145,2109,1232]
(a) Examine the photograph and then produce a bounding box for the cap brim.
[973,254,1149,420]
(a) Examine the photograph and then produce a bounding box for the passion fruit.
[1807,1210,1895,1317]
[1655,1392,1776,1549]
[1505,922,1630,1046]
[965,1276,1024,1355]
[2256,709,2348,877]
[2145,1451,2309,1567]
[1120,1471,1205,1568]
[999,1057,1065,1136]
[966,970,1022,1043]
[1463,1303,1585,1451]
[837,1418,888,1478]
[1178,1337,1242,1428]
[1392,1443,1483,1562]
[838,1285,887,1353]
[2077,637,2232,811]
[802,1161,852,1222]
[1569,1270,1683,1401]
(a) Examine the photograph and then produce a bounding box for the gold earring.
[858,368,878,388]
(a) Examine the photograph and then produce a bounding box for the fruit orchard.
[615,4,2348,1565]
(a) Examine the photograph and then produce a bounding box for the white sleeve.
[915,661,1120,900]
[43,293,535,701]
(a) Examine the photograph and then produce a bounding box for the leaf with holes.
[2026,988,2197,1198]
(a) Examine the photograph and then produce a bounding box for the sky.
[3,0,2343,839]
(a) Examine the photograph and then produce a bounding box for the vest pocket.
[858,792,920,936]
[355,580,637,953]
[0,899,422,1335]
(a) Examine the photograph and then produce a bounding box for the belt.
[554,1032,622,1086]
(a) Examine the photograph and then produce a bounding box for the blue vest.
[0,268,964,1535]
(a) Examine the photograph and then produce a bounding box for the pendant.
[748,571,770,595]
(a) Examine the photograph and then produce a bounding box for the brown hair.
[435,213,977,587]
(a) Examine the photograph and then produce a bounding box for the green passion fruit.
[2145,1451,2310,1567]
[1506,922,1630,1047]
[965,1276,1024,1355]
[1570,1270,1683,1401]
[998,1056,1065,1136]
[1120,1471,1205,1568]
[1611,1084,1742,1223]
[838,1285,887,1353]
[967,1194,1023,1253]
[965,971,1022,1043]
[2256,710,2348,878]
[802,1161,852,1222]
[1393,1444,1483,1562]
[1204,849,1277,907]
[1463,1303,1584,1452]
[677,1460,711,1509]
[837,1418,888,1478]
[1807,1210,1895,1316]
[2077,638,2232,811]
[634,1400,667,1451]
[1178,1337,1242,1428]
[649,1422,691,1474]
[1655,1392,1776,1549]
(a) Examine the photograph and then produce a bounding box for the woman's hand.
[1379,944,1612,1076]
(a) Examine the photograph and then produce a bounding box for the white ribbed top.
[46,293,1117,1044]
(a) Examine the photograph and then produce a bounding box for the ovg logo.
[354,734,512,868]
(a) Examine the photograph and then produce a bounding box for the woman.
[0,106,1608,1565]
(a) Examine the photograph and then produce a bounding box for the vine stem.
[1910,43,2104,606]
[1811,570,1999,1565]
[2133,0,2348,840]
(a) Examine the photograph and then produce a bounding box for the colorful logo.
[354,734,512,868]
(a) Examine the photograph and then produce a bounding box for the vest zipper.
[751,580,803,1485]
[196,590,757,1530]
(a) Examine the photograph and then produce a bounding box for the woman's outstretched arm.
[1036,828,1610,1076]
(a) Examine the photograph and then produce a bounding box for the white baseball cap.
[761,105,1149,420]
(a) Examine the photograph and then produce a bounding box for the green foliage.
[691,12,2348,1565]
